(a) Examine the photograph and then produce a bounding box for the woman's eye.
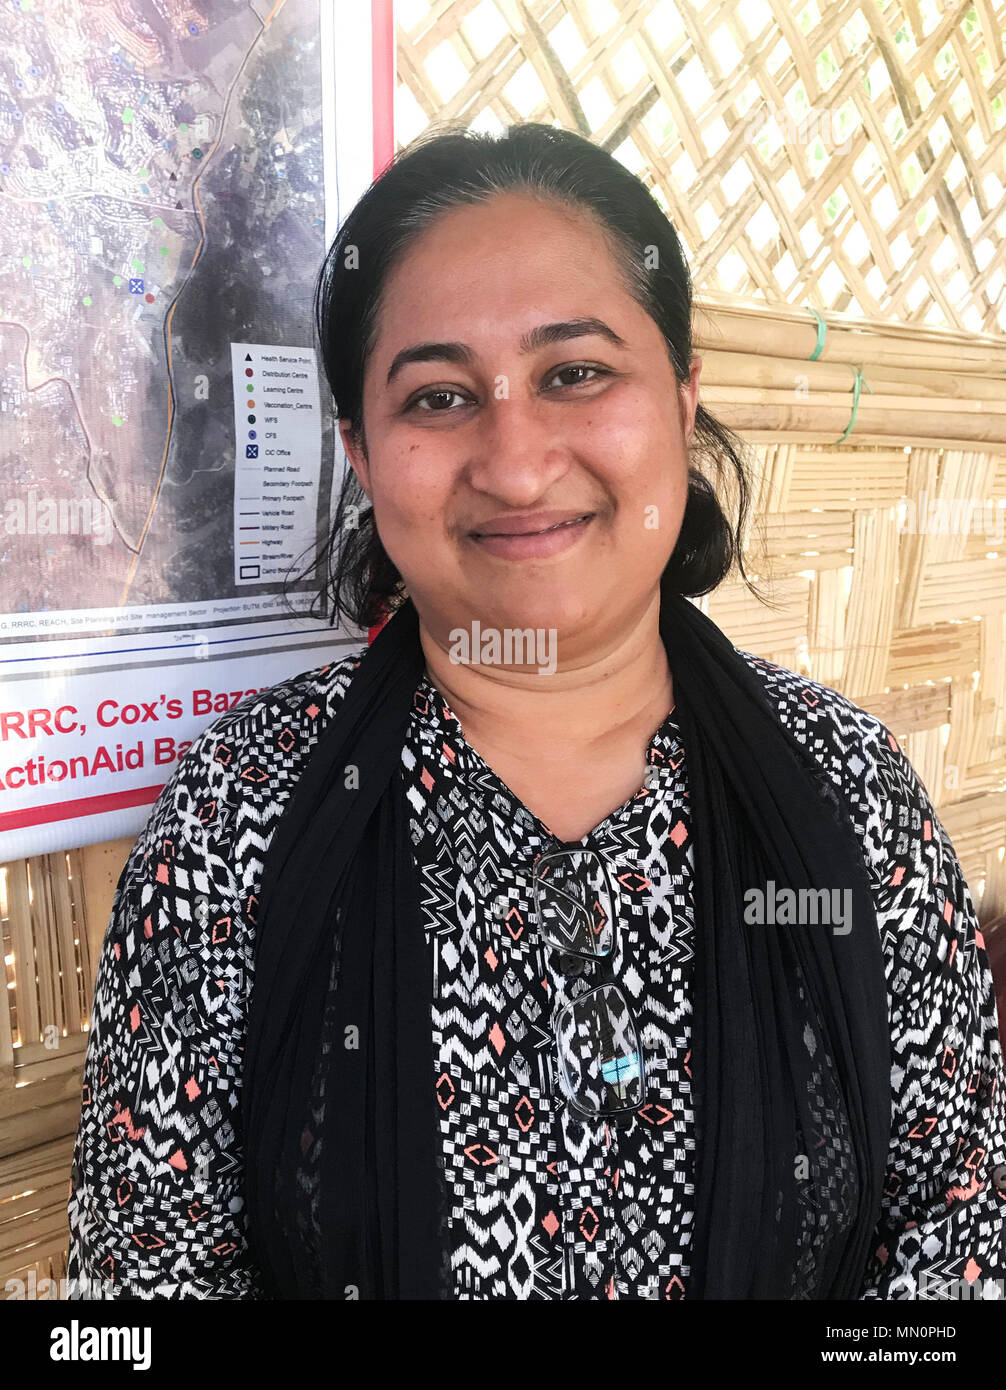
[548,363,607,388]
[409,388,468,413]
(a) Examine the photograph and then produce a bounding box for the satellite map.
[0,0,333,626]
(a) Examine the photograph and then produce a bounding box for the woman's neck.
[417,589,674,763]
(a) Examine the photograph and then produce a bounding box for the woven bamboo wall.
[3,0,1006,1295]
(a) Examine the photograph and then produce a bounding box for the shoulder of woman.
[733,647,894,786]
[132,649,368,893]
[732,649,962,915]
[164,647,366,793]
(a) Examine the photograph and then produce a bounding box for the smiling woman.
[312,127,754,641]
[66,122,1006,1303]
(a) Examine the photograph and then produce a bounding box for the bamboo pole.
[705,385,1006,419]
[696,348,1006,403]
[703,395,1006,449]
[693,296,1006,375]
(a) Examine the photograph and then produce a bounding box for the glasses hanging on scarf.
[529,847,646,1118]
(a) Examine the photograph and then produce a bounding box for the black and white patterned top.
[66,643,1006,1299]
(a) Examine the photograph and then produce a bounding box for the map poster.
[0,0,389,860]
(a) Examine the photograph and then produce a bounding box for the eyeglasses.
[528,847,647,1119]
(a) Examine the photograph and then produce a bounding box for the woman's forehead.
[372,254,636,367]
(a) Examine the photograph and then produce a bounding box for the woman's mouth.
[469,513,596,560]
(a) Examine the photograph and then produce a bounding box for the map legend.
[231,342,323,585]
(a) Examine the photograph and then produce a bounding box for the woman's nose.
[465,398,572,500]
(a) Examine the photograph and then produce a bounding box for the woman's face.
[340,191,700,662]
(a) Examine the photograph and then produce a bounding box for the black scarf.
[241,583,891,1299]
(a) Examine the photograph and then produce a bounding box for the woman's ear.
[339,417,372,499]
[682,356,702,446]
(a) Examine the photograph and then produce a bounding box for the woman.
[67,122,1006,1300]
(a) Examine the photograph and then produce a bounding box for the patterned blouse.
[66,643,1006,1299]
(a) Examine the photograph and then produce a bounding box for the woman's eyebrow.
[384,317,627,387]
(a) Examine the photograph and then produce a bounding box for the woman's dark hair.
[288,120,775,629]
